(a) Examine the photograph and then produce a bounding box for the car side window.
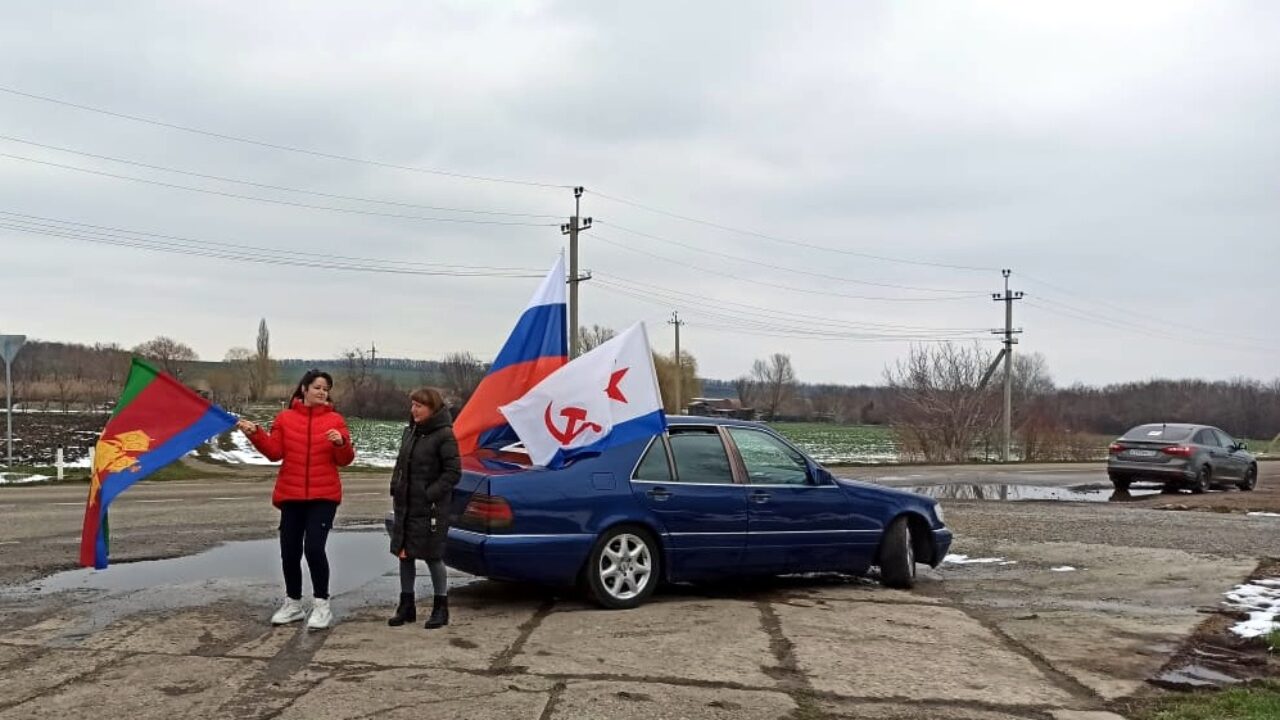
[668,429,736,485]
[727,428,810,486]
[633,438,672,482]
[1214,430,1236,449]
[1199,430,1222,448]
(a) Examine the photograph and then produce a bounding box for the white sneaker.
[307,598,333,629]
[271,597,307,625]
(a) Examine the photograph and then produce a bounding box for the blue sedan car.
[439,416,952,609]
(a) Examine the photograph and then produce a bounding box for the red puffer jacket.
[249,400,356,507]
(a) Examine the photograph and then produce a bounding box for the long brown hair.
[410,387,445,412]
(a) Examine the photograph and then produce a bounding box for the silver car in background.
[1107,423,1258,493]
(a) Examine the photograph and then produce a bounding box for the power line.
[0,134,562,219]
[591,231,987,303]
[0,213,545,278]
[588,189,998,272]
[1023,297,1278,355]
[1021,272,1275,346]
[0,153,560,227]
[592,278,988,341]
[0,85,571,189]
[593,274,989,332]
[597,221,986,294]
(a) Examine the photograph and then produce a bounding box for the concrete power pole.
[991,270,1024,462]
[668,312,684,414]
[560,187,593,358]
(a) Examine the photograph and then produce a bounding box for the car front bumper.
[931,527,953,566]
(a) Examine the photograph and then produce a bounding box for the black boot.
[424,595,449,629]
[388,592,416,626]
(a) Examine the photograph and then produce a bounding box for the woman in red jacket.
[236,369,355,629]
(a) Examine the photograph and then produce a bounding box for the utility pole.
[369,342,377,366]
[668,312,684,414]
[991,270,1023,462]
[560,187,593,358]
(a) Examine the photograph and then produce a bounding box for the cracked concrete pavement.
[1,466,1277,718]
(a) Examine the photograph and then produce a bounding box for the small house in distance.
[685,397,755,420]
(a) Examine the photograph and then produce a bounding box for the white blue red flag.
[454,256,568,455]
[499,322,667,468]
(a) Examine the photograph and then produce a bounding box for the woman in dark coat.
[388,387,461,629]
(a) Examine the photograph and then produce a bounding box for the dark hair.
[293,369,334,403]
[409,386,446,412]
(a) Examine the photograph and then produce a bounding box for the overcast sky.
[2,1,1276,387]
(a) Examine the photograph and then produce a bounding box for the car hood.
[833,476,940,507]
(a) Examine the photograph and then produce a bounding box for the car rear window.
[1121,425,1193,442]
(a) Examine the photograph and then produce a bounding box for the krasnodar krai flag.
[499,322,667,468]
[454,255,568,455]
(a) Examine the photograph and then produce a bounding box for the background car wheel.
[1192,465,1211,494]
[1109,475,1131,490]
[584,526,659,610]
[1238,465,1258,492]
[878,517,916,589]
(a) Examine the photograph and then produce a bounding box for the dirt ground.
[0,464,1276,719]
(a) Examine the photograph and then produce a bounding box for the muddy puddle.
[0,531,476,640]
[907,482,1164,503]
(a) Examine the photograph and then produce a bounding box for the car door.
[630,426,748,581]
[1213,429,1244,479]
[725,427,871,575]
[1194,429,1229,480]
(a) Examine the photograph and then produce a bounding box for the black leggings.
[279,500,338,600]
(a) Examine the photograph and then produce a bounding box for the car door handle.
[646,488,672,502]
[749,491,771,504]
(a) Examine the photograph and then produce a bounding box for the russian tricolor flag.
[455,256,568,455]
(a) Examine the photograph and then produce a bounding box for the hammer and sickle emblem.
[544,403,603,445]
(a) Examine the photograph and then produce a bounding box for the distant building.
[685,397,755,420]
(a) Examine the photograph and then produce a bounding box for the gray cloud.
[2,0,1276,387]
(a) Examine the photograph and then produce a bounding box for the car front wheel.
[1238,465,1258,492]
[878,517,916,589]
[584,526,659,609]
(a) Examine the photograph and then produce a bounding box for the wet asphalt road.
[1,463,1278,588]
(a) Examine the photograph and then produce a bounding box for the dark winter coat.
[388,407,461,561]
[248,399,355,508]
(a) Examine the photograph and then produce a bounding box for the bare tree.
[251,319,275,401]
[733,376,757,408]
[132,336,198,375]
[440,352,486,406]
[884,343,998,463]
[750,353,796,420]
[579,325,616,353]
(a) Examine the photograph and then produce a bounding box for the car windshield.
[1121,425,1194,442]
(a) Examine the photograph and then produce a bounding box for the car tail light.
[1108,443,1125,454]
[462,494,513,531]
[1161,445,1193,458]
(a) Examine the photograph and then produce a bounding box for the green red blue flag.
[79,358,236,569]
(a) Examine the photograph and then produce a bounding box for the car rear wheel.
[584,526,659,610]
[878,517,916,589]
[1238,465,1258,492]
[1191,465,1211,494]
[1109,474,1131,491]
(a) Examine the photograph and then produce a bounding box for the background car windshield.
[1121,425,1193,442]
[727,428,809,485]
